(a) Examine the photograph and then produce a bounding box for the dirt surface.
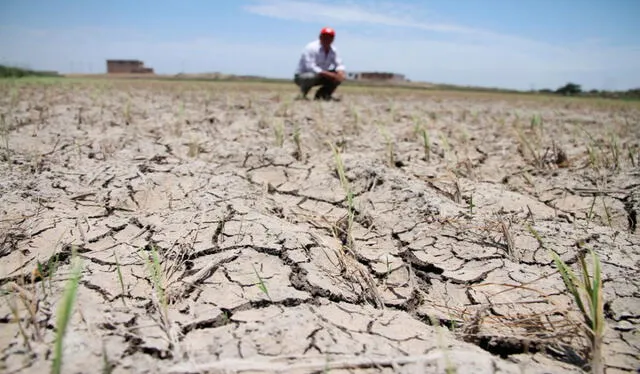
[1,80,639,374]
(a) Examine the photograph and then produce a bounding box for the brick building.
[347,71,406,82]
[106,60,154,74]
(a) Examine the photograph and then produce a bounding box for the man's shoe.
[315,95,340,102]
[314,91,341,101]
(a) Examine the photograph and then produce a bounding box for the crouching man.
[294,27,346,101]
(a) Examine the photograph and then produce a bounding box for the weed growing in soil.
[330,142,355,249]
[1,112,12,170]
[528,225,606,373]
[376,121,395,167]
[52,247,83,374]
[146,245,168,319]
[350,103,361,133]
[113,250,127,307]
[514,114,546,168]
[420,128,431,161]
[292,123,302,160]
[550,247,605,374]
[252,264,272,301]
[273,118,285,147]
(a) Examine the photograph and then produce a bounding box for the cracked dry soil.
[1,80,639,374]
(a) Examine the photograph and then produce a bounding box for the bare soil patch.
[1,80,639,373]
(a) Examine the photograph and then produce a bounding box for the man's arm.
[301,45,345,81]
[332,50,346,82]
[302,48,323,74]
[304,51,340,81]
[319,70,342,81]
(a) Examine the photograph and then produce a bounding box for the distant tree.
[556,82,582,96]
[0,64,59,78]
[626,88,640,98]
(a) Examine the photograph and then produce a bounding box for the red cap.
[320,27,335,36]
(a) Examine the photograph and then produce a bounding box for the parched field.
[1,79,639,374]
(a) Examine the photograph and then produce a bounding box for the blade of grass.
[252,264,271,301]
[51,246,83,374]
[113,250,127,307]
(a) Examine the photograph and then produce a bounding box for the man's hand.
[320,70,345,83]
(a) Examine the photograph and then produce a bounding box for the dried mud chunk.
[107,188,138,212]
[516,222,579,264]
[117,351,166,374]
[466,266,580,347]
[0,220,77,279]
[296,198,338,215]
[249,166,289,187]
[179,324,239,359]
[298,166,347,202]
[300,237,361,302]
[223,248,311,302]
[604,279,638,298]
[351,233,398,262]
[0,322,22,353]
[19,332,125,374]
[443,258,503,284]
[197,270,246,309]
[370,254,404,276]
[412,249,463,272]
[609,297,640,321]
[593,233,640,270]
[133,188,171,211]
[312,302,371,332]
[340,157,387,191]
[360,183,456,230]
[83,223,114,244]
[172,303,225,333]
[231,305,283,323]
[165,249,241,303]
[452,241,501,260]
[24,215,57,237]
[79,273,115,304]
[602,331,640,372]
[261,147,297,166]
[111,223,148,247]
[149,218,200,249]
[369,309,431,341]
[552,194,597,214]
[378,273,412,306]
[512,232,542,263]
[405,235,437,249]
[477,183,556,218]
[419,279,470,321]
[285,248,310,264]
[216,210,315,250]
[75,204,109,218]
[171,303,575,374]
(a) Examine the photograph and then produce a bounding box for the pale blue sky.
[1,0,639,90]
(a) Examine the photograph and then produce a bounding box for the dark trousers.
[294,70,341,99]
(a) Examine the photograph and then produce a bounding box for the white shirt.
[295,40,345,75]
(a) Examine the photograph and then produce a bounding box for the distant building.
[106,60,154,74]
[347,71,406,82]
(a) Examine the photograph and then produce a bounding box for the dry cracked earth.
[1,80,639,374]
